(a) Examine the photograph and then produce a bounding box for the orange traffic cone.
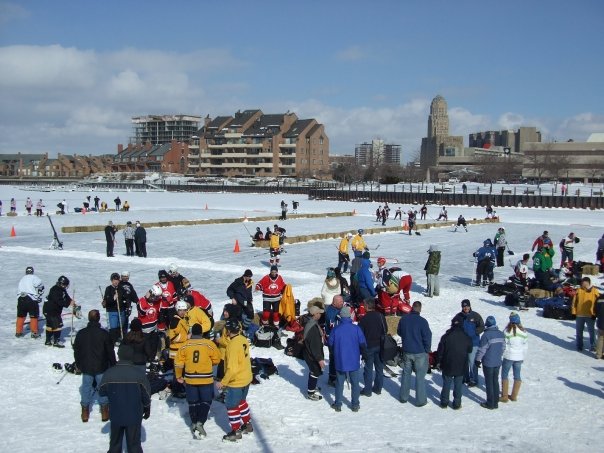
[205,203,208,210]
[402,221,409,232]
[10,226,16,237]
[233,240,240,253]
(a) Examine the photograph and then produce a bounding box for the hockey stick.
[55,370,69,385]
[116,289,124,342]
[99,285,109,328]
[70,286,76,347]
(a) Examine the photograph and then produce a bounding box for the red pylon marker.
[10,226,16,237]
[233,240,240,253]
[402,221,409,232]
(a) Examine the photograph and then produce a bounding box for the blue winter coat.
[328,318,367,372]
[476,245,496,263]
[453,310,485,347]
[98,361,151,426]
[397,311,432,354]
[325,304,341,337]
[475,326,506,367]
[356,259,376,297]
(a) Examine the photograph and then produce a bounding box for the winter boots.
[509,380,522,401]
[100,404,110,422]
[499,379,509,403]
[81,406,90,423]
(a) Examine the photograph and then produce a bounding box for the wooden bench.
[434,187,452,193]
[501,189,513,195]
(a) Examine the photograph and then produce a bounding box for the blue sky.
[1,0,603,161]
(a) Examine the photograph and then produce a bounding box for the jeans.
[225,385,249,409]
[465,346,478,384]
[483,366,500,408]
[576,317,596,350]
[80,373,108,407]
[399,352,428,405]
[363,346,383,394]
[185,383,214,425]
[334,368,361,409]
[440,374,463,408]
[501,359,523,381]
[107,311,128,331]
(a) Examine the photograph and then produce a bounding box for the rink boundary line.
[60,211,354,233]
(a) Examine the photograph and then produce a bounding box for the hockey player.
[25,197,33,215]
[16,266,44,338]
[420,204,428,220]
[559,232,578,267]
[437,206,448,221]
[184,287,214,319]
[268,227,282,266]
[252,227,264,242]
[156,269,176,331]
[351,229,368,257]
[227,270,254,333]
[531,230,553,251]
[255,266,286,326]
[474,239,496,286]
[168,264,191,297]
[168,301,190,360]
[118,271,138,333]
[217,319,254,442]
[43,275,75,347]
[407,209,417,235]
[35,199,44,216]
[454,215,468,232]
[102,273,128,344]
[136,285,162,334]
[337,232,353,274]
[175,323,220,438]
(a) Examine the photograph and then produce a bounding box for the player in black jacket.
[118,271,138,335]
[226,269,254,332]
[43,275,75,347]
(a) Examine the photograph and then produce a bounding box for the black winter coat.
[118,281,139,309]
[303,320,325,363]
[104,225,115,242]
[103,284,121,312]
[358,311,386,349]
[134,226,147,243]
[99,361,151,426]
[226,277,253,306]
[73,321,116,375]
[44,285,71,316]
[595,297,604,330]
[436,325,473,377]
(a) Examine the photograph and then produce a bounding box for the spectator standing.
[572,277,600,352]
[452,300,484,387]
[358,299,386,397]
[303,305,326,401]
[436,317,472,409]
[424,244,441,297]
[499,312,528,403]
[475,316,505,410]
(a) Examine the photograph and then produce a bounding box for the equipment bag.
[543,304,574,320]
[380,334,399,363]
[254,325,277,348]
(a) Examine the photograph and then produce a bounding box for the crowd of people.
[12,213,604,449]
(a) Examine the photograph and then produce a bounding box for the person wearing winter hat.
[321,268,341,307]
[328,305,367,412]
[356,252,376,302]
[500,312,528,403]
[475,316,505,409]
[424,245,441,298]
[227,270,254,333]
[452,300,484,387]
[337,232,354,274]
[303,305,326,401]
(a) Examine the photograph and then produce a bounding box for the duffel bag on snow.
[380,334,399,362]
[254,325,277,348]
[489,282,516,297]
[285,337,304,359]
[542,304,574,320]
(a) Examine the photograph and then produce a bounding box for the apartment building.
[189,109,329,177]
[130,115,201,145]
[113,141,190,174]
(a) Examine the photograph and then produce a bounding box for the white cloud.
[0,2,29,24]
[336,45,368,61]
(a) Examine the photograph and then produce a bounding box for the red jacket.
[189,290,213,317]
[255,274,286,303]
[156,280,176,310]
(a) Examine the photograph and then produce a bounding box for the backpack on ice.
[251,357,278,380]
[542,305,574,320]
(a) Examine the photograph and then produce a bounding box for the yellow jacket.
[338,237,350,254]
[168,315,189,359]
[351,234,366,252]
[174,338,220,385]
[186,306,212,335]
[216,326,231,360]
[279,284,296,323]
[572,286,600,317]
[269,234,281,249]
[221,333,252,388]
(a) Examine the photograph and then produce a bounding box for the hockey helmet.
[357,229,364,234]
[57,275,70,287]
[377,257,387,266]
[168,263,179,274]
[346,232,353,238]
[121,271,130,278]
[25,266,34,275]
[175,301,188,311]
[158,269,168,279]
[150,284,163,298]
[110,272,120,281]
[225,318,241,334]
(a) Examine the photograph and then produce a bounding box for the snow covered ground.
[1,186,603,452]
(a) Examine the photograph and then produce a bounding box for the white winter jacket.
[321,278,341,306]
[503,327,528,361]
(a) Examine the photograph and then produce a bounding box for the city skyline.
[1,0,602,162]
